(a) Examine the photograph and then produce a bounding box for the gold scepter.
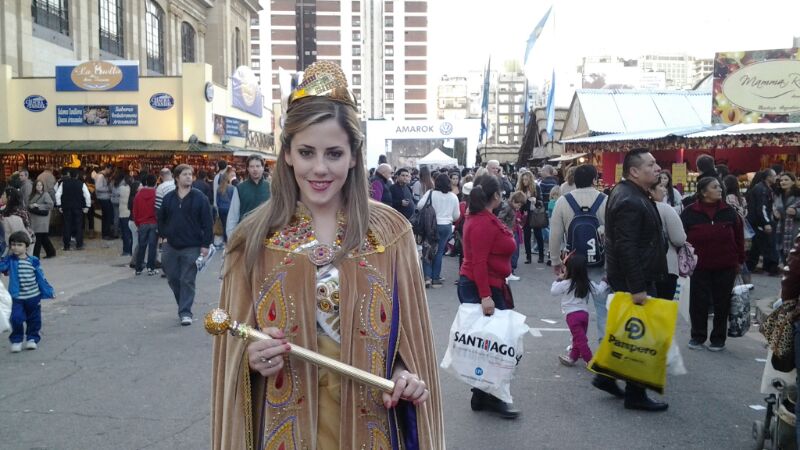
[204,308,395,392]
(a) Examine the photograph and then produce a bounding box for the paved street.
[0,240,782,449]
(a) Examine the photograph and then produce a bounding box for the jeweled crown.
[288,61,357,110]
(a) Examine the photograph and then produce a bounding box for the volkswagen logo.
[624,318,645,340]
[439,121,454,136]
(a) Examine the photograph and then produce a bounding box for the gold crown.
[288,61,357,109]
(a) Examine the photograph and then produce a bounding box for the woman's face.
[650,184,667,202]
[450,174,459,186]
[35,181,44,193]
[522,173,531,187]
[659,173,669,187]
[780,175,794,192]
[701,180,723,202]
[285,118,355,212]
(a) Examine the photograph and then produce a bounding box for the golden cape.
[211,202,445,449]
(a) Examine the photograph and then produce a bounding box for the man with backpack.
[548,164,608,337]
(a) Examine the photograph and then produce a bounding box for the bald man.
[370,163,394,206]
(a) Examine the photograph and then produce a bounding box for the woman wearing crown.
[211,61,445,450]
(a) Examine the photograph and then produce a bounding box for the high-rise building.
[436,75,468,120]
[258,0,428,120]
[495,72,526,145]
[639,54,695,89]
[693,58,713,86]
[1,0,258,87]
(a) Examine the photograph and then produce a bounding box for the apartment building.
[0,0,258,87]
[258,0,429,120]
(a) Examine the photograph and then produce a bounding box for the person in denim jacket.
[0,231,54,352]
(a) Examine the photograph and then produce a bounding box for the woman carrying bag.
[457,173,519,419]
[28,181,55,259]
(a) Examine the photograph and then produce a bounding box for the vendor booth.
[559,48,800,192]
[0,61,276,182]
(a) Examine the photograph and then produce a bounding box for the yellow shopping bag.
[588,292,679,394]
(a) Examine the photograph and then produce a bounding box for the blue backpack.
[564,193,606,267]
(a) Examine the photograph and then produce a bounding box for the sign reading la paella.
[713,48,800,124]
[55,60,139,91]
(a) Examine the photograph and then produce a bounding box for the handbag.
[213,215,224,236]
[759,298,797,372]
[529,203,548,228]
[677,242,698,277]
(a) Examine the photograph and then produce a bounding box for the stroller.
[753,378,796,450]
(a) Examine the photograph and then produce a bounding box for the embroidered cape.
[211,201,445,449]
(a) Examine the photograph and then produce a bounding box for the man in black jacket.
[594,148,669,412]
[54,169,92,251]
[746,168,779,275]
[390,167,415,219]
[157,164,213,326]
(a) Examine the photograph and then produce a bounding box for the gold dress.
[211,202,446,450]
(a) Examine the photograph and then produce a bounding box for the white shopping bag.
[440,303,529,403]
[0,279,12,333]
[675,277,691,324]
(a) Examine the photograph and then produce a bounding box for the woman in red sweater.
[457,174,519,419]
[681,176,745,352]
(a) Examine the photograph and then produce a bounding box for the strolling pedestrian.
[28,180,56,259]
[370,163,394,205]
[596,148,669,412]
[458,173,519,419]
[651,182,686,300]
[55,169,91,251]
[157,165,213,326]
[18,170,33,209]
[132,174,158,276]
[549,164,608,334]
[389,167,415,219]
[682,177,744,352]
[516,170,540,264]
[154,167,175,211]
[2,188,33,255]
[114,171,133,256]
[93,164,115,240]
[225,154,271,238]
[746,169,779,275]
[2,231,54,353]
[497,191,526,281]
[552,253,606,366]
[215,167,235,243]
[773,172,800,264]
[417,173,460,288]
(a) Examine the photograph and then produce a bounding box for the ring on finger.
[259,356,268,363]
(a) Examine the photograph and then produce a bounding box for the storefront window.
[182,22,196,63]
[145,0,165,74]
[32,0,70,36]
[99,0,124,56]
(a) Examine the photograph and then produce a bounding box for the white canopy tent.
[417,148,457,166]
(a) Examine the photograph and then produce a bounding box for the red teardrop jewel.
[380,304,387,323]
[275,369,284,389]
[268,302,277,322]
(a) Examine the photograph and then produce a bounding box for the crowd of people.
[3,60,798,448]
[0,155,273,340]
[364,148,800,417]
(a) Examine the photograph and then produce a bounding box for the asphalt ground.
[0,242,783,449]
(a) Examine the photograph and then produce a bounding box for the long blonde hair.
[229,96,369,272]
[515,170,537,197]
